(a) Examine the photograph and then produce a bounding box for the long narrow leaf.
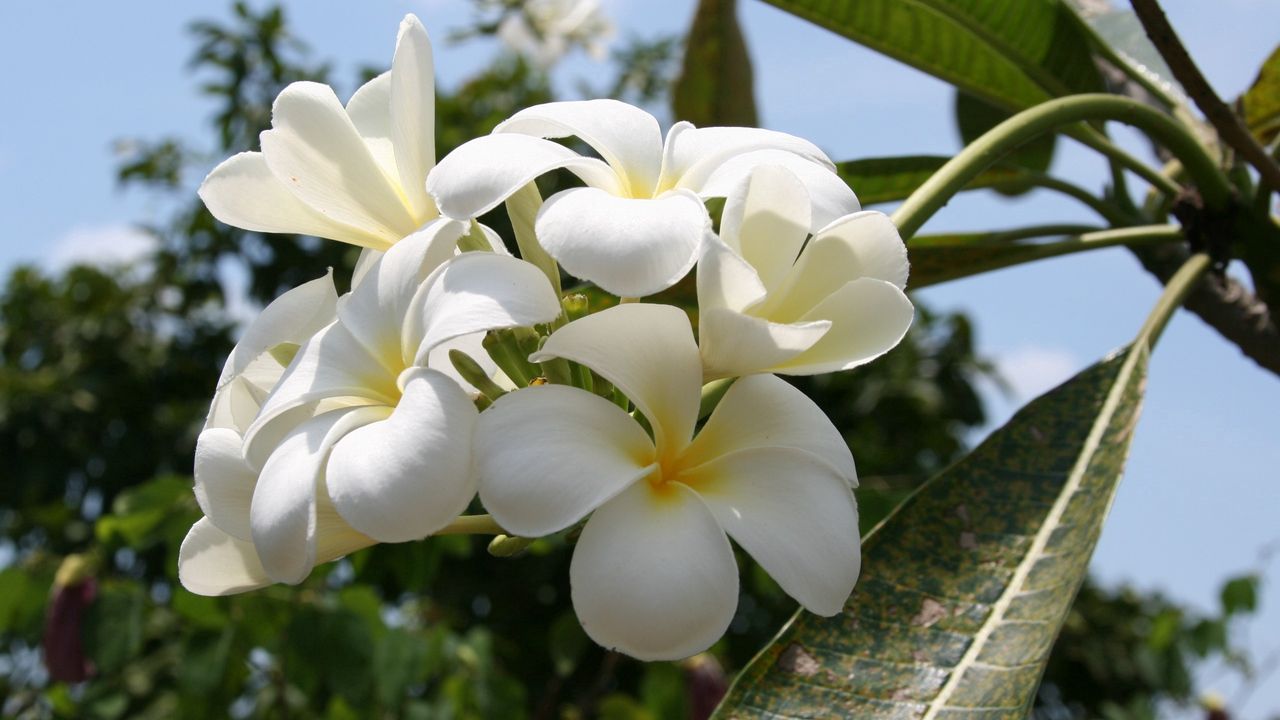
[713,342,1150,718]
[761,0,1103,113]
[837,156,1024,205]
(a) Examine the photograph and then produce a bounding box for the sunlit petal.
[497,99,662,196]
[326,369,478,543]
[477,384,655,538]
[570,481,738,661]
[179,518,272,597]
[777,278,915,375]
[682,374,857,482]
[535,187,706,297]
[531,304,701,455]
[428,133,622,219]
[683,447,860,616]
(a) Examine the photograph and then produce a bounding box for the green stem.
[892,94,1232,239]
[912,224,1103,247]
[911,225,1183,289]
[1025,174,1131,226]
[698,378,736,419]
[435,514,506,536]
[1073,127,1177,196]
[1134,252,1212,348]
[507,182,561,296]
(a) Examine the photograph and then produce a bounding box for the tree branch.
[1130,242,1280,375]
[1129,0,1280,192]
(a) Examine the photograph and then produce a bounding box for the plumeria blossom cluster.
[180,14,913,662]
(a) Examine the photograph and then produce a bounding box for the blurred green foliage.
[0,2,1265,719]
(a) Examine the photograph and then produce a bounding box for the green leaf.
[1219,576,1259,617]
[955,91,1056,196]
[84,583,146,674]
[1242,44,1280,145]
[714,344,1151,718]
[672,0,758,127]
[761,0,1103,113]
[837,155,1025,205]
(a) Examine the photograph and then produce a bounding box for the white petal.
[338,219,466,366]
[326,369,478,543]
[351,247,384,289]
[250,407,384,584]
[777,278,915,375]
[683,447,860,616]
[570,481,738,661]
[428,134,622,220]
[261,82,417,242]
[719,165,811,293]
[413,253,562,366]
[476,385,655,538]
[193,428,257,541]
[698,307,829,381]
[179,518,272,597]
[244,322,398,469]
[682,374,857,481]
[531,304,701,456]
[199,152,384,248]
[476,222,513,256]
[696,149,859,232]
[389,14,437,220]
[497,100,662,197]
[211,270,338,410]
[345,72,398,183]
[660,123,833,191]
[535,187,706,297]
[696,232,767,313]
[766,211,909,321]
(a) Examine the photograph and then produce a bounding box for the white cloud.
[994,345,1081,403]
[47,224,157,272]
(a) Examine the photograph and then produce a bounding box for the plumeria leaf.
[761,0,1103,113]
[713,343,1150,718]
[672,0,759,127]
[836,155,1028,206]
[1242,44,1280,145]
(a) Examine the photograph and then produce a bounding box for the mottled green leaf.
[673,0,758,126]
[837,156,1025,205]
[714,343,1151,719]
[1242,44,1280,145]
[761,0,1103,113]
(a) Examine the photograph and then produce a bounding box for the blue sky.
[2,0,1278,713]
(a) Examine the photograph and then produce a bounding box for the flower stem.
[1134,252,1212,349]
[507,182,562,296]
[1024,174,1131,226]
[911,225,1183,289]
[892,94,1232,239]
[435,514,506,536]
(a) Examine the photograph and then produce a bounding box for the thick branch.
[1129,0,1280,192]
[1130,242,1280,375]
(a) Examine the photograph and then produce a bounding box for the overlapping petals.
[179,271,361,596]
[181,219,560,596]
[699,164,915,379]
[428,99,858,296]
[476,304,860,660]
[199,15,440,250]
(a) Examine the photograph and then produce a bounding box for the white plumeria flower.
[699,164,915,379]
[427,99,858,297]
[180,219,561,595]
[198,15,445,251]
[178,271,373,595]
[476,304,861,661]
[498,0,613,67]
